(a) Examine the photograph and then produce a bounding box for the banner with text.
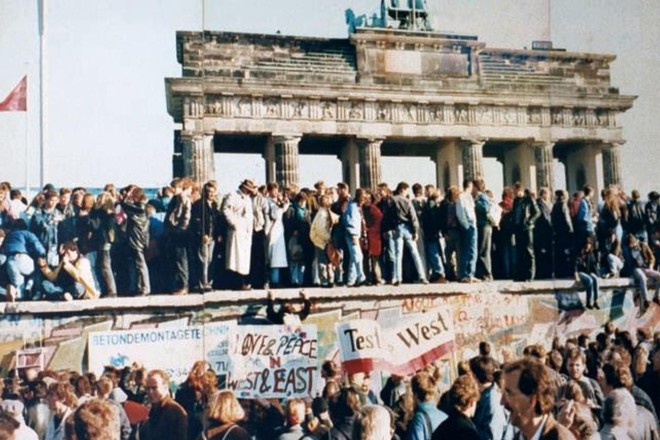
[336,308,455,375]
[226,325,318,399]
[88,323,234,384]
[386,306,455,375]
[336,319,387,374]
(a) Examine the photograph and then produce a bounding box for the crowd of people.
[0,179,659,309]
[0,322,658,439]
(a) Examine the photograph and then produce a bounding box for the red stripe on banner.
[342,358,382,375]
[390,340,455,376]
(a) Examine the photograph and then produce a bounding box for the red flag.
[0,76,27,112]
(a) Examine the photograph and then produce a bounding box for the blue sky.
[0,0,657,196]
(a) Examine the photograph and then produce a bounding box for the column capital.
[355,136,385,146]
[460,136,487,146]
[272,134,302,144]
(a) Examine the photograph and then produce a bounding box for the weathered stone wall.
[1,280,657,383]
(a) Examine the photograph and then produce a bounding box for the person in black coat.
[432,375,481,440]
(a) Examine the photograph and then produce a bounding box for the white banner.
[335,319,386,374]
[226,325,318,399]
[88,323,235,384]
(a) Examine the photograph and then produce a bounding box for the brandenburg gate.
[165,3,634,195]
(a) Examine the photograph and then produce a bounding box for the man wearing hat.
[222,179,257,290]
[0,400,39,440]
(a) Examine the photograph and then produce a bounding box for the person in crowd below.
[406,371,447,440]
[67,398,120,440]
[165,178,193,295]
[534,187,553,280]
[599,388,636,440]
[2,219,46,301]
[175,361,211,440]
[0,409,19,440]
[191,181,220,293]
[422,187,447,283]
[343,188,368,287]
[0,400,38,440]
[626,233,660,314]
[644,191,659,242]
[120,185,150,296]
[599,359,658,430]
[30,189,63,268]
[223,179,257,290]
[363,190,384,285]
[44,381,78,440]
[275,398,314,440]
[575,185,597,252]
[310,193,338,288]
[501,358,576,440]
[23,379,51,438]
[574,238,602,309]
[391,182,429,286]
[353,405,392,440]
[141,369,187,440]
[205,390,251,440]
[456,179,478,283]
[474,178,494,281]
[328,387,361,440]
[626,189,647,243]
[555,388,599,440]
[551,189,575,279]
[558,348,605,410]
[469,355,506,440]
[90,191,117,297]
[250,184,269,289]
[512,186,540,282]
[431,375,480,440]
[439,185,461,281]
[284,191,312,287]
[94,377,131,440]
[38,240,98,301]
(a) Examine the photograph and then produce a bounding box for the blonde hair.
[353,405,391,440]
[208,390,245,424]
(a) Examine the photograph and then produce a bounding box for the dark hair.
[503,358,555,416]
[470,356,496,384]
[449,375,479,412]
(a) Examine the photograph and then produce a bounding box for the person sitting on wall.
[266,291,311,327]
[1,219,46,301]
[38,240,99,301]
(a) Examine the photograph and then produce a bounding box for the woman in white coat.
[223,179,257,290]
[265,183,288,288]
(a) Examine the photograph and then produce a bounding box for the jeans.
[459,225,477,280]
[578,272,600,306]
[194,240,215,290]
[290,263,305,286]
[128,247,150,294]
[607,254,624,277]
[41,279,85,301]
[477,225,493,279]
[381,230,396,282]
[444,229,461,280]
[172,243,188,291]
[424,239,445,277]
[515,228,535,281]
[393,224,426,283]
[345,235,366,286]
[633,268,660,302]
[6,253,35,300]
[314,246,334,286]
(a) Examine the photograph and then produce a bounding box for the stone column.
[182,132,215,183]
[602,141,624,187]
[273,134,301,189]
[534,141,555,191]
[341,138,359,191]
[357,137,383,191]
[460,138,485,182]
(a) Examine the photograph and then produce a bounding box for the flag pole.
[25,66,30,200]
[38,0,47,188]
